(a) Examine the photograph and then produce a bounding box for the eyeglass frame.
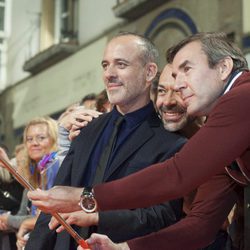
[25,135,49,144]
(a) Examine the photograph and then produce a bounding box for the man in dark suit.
[25,32,186,250]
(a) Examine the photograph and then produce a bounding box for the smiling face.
[171,41,225,116]
[25,123,53,163]
[156,64,192,132]
[101,35,157,114]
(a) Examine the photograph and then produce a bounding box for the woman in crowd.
[0,145,24,250]
[0,116,59,250]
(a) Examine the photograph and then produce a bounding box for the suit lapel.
[72,113,111,185]
[104,115,159,180]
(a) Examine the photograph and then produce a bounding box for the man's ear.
[218,56,234,81]
[146,63,158,82]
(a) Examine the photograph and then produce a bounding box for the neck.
[116,99,151,115]
[179,117,205,139]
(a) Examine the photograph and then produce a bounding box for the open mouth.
[162,111,184,122]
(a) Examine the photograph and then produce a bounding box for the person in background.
[95,89,112,113]
[150,71,161,105]
[80,93,97,110]
[57,105,102,163]
[0,117,59,250]
[0,145,24,250]
[57,88,111,162]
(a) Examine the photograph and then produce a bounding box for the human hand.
[69,124,82,141]
[16,232,29,250]
[58,106,102,131]
[0,213,9,231]
[27,186,83,213]
[78,233,129,250]
[16,218,35,250]
[49,211,99,232]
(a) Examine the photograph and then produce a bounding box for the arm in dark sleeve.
[97,199,183,243]
[94,88,250,211]
[127,173,237,250]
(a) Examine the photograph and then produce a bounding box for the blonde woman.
[0,117,59,250]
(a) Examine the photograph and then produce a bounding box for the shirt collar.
[112,101,154,129]
[223,71,243,95]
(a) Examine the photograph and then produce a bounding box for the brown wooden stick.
[0,156,89,249]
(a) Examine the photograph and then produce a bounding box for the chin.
[30,155,43,163]
[163,123,180,132]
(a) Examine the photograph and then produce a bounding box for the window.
[40,0,78,50]
[0,0,8,88]
[0,0,6,36]
[55,0,78,43]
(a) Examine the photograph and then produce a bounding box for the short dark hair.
[80,93,96,106]
[96,89,109,112]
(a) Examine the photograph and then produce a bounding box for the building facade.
[0,0,249,150]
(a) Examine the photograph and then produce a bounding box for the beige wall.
[243,0,250,33]
[12,36,108,129]
[0,0,245,150]
[0,36,108,149]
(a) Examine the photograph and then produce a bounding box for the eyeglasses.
[26,135,49,144]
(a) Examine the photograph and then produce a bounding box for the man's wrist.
[118,242,130,250]
[89,212,99,225]
[79,187,97,213]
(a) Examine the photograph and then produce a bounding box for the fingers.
[49,214,69,232]
[28,186,82,213]
[16,236,28,250]
[49,212,78,232]
[74,106,102,117]
[59,107,102,130]
[27,189,55,213]
[69,129,81,141]
[49,216,60,230]
[27,188,46,201]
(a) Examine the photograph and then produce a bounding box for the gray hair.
[113,31,159,65]
[167,32,248,72]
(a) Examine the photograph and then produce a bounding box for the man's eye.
[157,89,166,95]
[118,62,127,69]
[101,62,109,70]
[184,66,191,73]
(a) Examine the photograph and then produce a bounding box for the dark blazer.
[26,109,186,250]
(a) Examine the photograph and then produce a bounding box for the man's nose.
[103,65,116,79]
[163,91,177,106]
[173,73,186,91]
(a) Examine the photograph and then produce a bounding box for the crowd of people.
[0,31,249,250]
[0,89,111,250]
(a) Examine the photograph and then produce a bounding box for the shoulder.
[211,81,250,122]
[73,112,111,143]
